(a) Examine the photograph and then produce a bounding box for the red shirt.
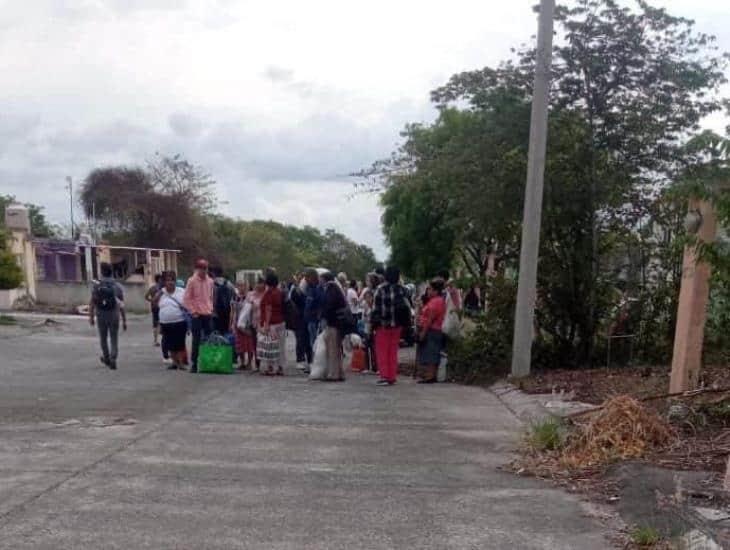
[260,286,284,326]
[419,295,446,332]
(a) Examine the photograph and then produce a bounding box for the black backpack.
[96,280,117,311]
[214,280,234,315]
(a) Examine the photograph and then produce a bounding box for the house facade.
[1,204,180,313]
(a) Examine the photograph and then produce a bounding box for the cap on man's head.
[195,259,208,269]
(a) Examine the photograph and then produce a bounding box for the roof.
[99,245,182,253]
[31,239,181,254]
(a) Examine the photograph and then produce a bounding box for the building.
[1,204,180,312]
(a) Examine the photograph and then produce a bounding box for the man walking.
[184,258,215,373]
[144,273,163,347]
[89,262,127,370]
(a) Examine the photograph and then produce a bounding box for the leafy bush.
[447,276,515,385]
[0,229,22,290]
[706,272,730,364]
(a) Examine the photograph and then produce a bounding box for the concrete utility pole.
[511,0,555,378]
[65,176,74,239]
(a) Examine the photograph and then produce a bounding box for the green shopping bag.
[198,342,234,374]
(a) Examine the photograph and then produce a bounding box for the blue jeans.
[191,315,213,370]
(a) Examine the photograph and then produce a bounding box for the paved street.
[0,315,611,549]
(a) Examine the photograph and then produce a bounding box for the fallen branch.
[565,387,730,419]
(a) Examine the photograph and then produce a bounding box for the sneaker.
[162,358,173,366]
[100,356,110,366]
[302,366,311,375]
[167,364,178,370]
[376,379,393,386]
[108,360,117,370]
[296,362,307,371]
[190,366,198,374]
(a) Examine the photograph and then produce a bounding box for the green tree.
[0,228,23,289]
[431,0,727,363]
[209,217,378,281]
[368,0,728,366]
[0,195,56,238]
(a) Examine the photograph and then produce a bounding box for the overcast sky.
[1,0,728,259]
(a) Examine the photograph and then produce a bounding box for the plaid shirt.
[372,282,409,329]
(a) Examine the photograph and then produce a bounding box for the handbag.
[198,334,234,374]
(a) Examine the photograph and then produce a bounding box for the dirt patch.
[517,365,729,405]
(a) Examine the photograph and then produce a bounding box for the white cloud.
[1,0,729,260]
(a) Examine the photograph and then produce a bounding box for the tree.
[208,217,378,281]
[368,0,728,366]
[80,157,218,265]
[146,153,218,215]
[431,0,728,363]
[0,195,56,238]
[0,228,23,289]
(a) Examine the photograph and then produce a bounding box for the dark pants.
[295,323,313,364]
[213,312,230,335]
[191,315,213,370]
[97,310,120,363]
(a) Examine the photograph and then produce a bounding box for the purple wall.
[35,241,80,282]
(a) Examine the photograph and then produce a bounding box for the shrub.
[526,417,567,452]
[0,230,22,290]
[630,526,661,547]
[446,276,515,385]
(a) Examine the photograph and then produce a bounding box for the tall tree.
[432,0,728,362]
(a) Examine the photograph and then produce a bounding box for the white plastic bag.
[309,332,328,380]
[437,352,448,383]
[442,292,463,339]
[237,301,253,331]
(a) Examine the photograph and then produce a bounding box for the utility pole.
[510,0,555,377]
[65,176,74,239]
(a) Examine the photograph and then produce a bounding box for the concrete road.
[0,315,611,549]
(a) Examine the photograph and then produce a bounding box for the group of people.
[90,258,463,387]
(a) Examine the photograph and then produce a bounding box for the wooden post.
[669,199,718,393]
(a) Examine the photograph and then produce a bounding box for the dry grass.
[561,395,676,469]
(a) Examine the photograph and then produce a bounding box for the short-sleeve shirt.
[260,286,284,326]
[419,295,446,332]
[158,287,187,324]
